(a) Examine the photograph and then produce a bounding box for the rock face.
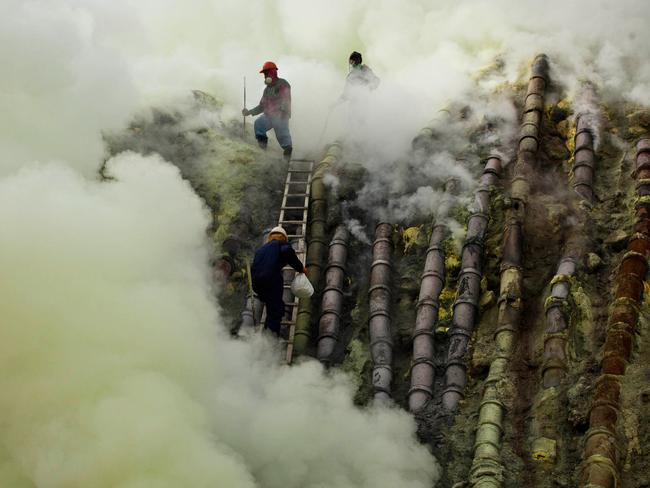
[112,77,650,488]
[585,252,603,272]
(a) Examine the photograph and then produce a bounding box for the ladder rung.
[282,206,308,210]
[290,158,315,162]
[279,220,307,224]
[286,193,308,197]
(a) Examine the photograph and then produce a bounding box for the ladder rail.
[255,159,314,364]
[282,159,314,364]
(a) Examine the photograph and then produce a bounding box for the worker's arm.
[247,100,264,116]
[245,93,265,117]
[281,243,305,273]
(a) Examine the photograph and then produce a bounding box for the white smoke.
[3,0,650,486]
[345,218,372,245]
[0,154,437,487]
[0,0,138,177]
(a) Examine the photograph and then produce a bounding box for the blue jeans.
[254,114,292,149]
[252,275,285,335]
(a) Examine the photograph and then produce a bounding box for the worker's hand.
[242,108,250,116]
[303,266,308,274]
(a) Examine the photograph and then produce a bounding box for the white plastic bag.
[291,272,314,298]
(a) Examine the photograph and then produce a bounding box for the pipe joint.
[479,397,506,412]
[619,251,648,274]
[318,330,339,341]
[583,428,619,453]
[633,195,650,209]
[541,357,568,376]
[410,357,435,370]
[443,384,466,396]
[550,273,572,286]
[372,236,392,246]
[469,463,504,487]
[426,244,444,254]
[461,237,485,256]
[575,125,594,138]
[543,331,568,343]
[606,321,634,336]
[369,309,390,320]
[454,297,479,309]
[591,394,621,413]
[373,384,392,395]
[408,384,433,397]
[468,211,489,223]
[497,292,522,308]
[322,285,344,295]
[325,261,346,273]
[635,178,650,190]
[629,232,650,246]
[369,283,392,295]
[293,329,311,340]
[370,258,392,270]
[412,327,434,339]
[320,308,342,320]
[370,337,394,349]
[493,323,517,338]
[574,139,595,153]
[416,297,440,310]
[611,296,640,313]
[449,327,473,339]
[329,238,349,248]
[420,269,445,283]
[446,358,468,370]
[544,295,569,314]
[483,167,502,178]
[459,266,482,280]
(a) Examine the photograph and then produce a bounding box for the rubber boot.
[256,135,268,149]
[283,146,293,161]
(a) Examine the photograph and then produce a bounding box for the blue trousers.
[254,114,292,149]
[252,276,285,334]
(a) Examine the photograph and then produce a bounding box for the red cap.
[260,61,278,73]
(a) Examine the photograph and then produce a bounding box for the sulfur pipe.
[531,105,598,464]
[442,155,503,411]
[369,222,394,403]
[573,113,596,206]
[579,137,650,488]
[408,177,462,412]
[240,295,263,331]
[317,225,350,364]
[541,110,597,389]
[468,54,549,488]
[293,143,342,354]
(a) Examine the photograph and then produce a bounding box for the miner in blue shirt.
[251,226,306,335]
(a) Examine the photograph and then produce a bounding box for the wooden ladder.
[278,158,314,364]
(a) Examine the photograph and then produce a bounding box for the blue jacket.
[252,240,304,286]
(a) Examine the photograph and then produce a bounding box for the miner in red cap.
[242,61,293,161]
